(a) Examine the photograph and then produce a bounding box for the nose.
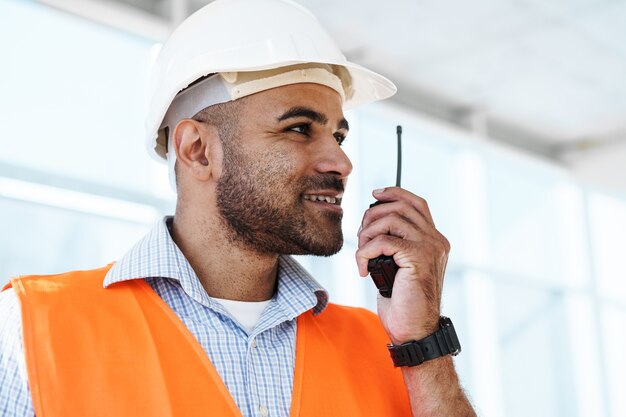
[314,135,353,179]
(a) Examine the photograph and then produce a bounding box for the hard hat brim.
[146,59,396,163]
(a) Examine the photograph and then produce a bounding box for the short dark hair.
[173,99,244,184]
[192,99,243,142]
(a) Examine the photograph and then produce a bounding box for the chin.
[298,229,344,257]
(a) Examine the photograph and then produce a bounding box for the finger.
[358,213,425,249]
[355,233,450,278]
[372,187,435,226]
[361,199,437,238]
[355,234,415,277]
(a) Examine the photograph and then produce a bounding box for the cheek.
[256,146,300,184]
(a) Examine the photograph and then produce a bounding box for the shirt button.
[250,339,257,349]
[259,404,268,417]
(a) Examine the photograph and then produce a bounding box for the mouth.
[302,192,344,207]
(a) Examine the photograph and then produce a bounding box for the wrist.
[389,318,440,345]
[387,316,461,367]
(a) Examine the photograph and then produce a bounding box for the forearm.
[357,188,476,416]
[402,356,476,417]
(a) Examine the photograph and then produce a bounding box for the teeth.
[304,194,341,205]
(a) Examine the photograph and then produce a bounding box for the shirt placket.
[247,331,269,417]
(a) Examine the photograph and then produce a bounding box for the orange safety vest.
[5,265,412,417]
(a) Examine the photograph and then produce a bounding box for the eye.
[287,123,311,136]
[334,132,347,146]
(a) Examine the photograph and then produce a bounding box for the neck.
[170,211,279,302]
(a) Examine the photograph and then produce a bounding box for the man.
[0,0,476,416]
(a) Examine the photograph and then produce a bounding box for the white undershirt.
[212,297,271,334]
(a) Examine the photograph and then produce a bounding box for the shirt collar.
[104,216,329,314]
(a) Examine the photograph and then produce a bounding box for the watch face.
[440,317,461,355]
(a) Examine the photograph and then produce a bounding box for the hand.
[355,187,450,344]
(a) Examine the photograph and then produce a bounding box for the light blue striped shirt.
[0,216,329,417]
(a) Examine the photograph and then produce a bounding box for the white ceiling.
[291,0,626,155]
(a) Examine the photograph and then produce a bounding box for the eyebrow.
[277,106,350,131]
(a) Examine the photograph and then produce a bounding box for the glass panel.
[484,152,584,286]
[494,280,577,417]
[0,197,155,286]
[552,183,590,288]
[455,151,490,266]
[565,294,606,417]
[601,304,626,417]
[588,192,626,302]
[462,271,505,417]
[0,1,165,195]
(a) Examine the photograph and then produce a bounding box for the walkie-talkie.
[367,125,402,298]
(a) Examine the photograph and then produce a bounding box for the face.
[215,83,352,256]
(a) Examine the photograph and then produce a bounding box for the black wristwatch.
[388,316,461,367]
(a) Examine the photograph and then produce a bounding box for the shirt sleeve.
[0,288,36,417]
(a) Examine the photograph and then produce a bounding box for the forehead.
[238,83,346,123]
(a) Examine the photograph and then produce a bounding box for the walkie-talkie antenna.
[396,125,402,188]
[367,124,404,298]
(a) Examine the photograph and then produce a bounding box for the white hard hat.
[145,0,397,163]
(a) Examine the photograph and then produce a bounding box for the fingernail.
[373,188,385,195]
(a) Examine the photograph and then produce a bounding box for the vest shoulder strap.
[10,266,242,417]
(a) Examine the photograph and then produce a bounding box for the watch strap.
[388,316,461,367]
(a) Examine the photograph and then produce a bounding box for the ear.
[172,119,221,182]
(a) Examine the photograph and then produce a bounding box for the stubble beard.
[216,143,344,257]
